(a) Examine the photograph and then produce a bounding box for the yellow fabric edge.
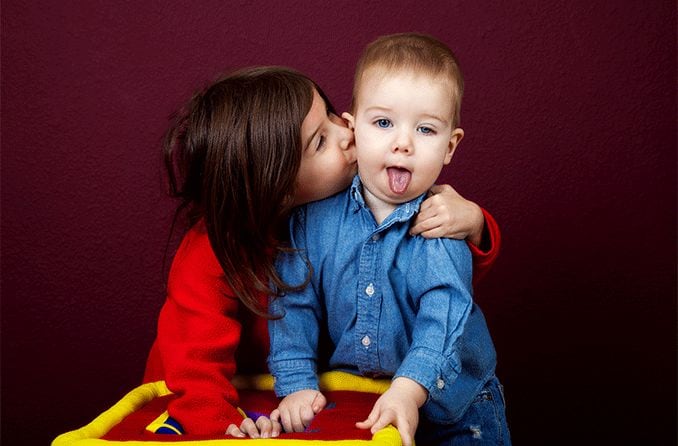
[233,371,391,395]
[51,425,400,445]
[52,372,400,446]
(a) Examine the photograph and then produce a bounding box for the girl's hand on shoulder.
[411,184,484,246]
[226,415,281,438]
[270,389,327,433]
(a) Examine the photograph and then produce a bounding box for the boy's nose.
[393,131,413,153]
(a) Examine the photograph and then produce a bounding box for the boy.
[268,33,510,446]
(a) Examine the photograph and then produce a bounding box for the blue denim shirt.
[269,176,497,423]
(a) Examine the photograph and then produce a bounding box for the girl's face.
[293,89,357,205]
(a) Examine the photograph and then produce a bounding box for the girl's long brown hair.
[163,66,325,317]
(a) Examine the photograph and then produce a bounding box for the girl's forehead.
[300,90,326,146]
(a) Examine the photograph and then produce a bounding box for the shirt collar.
[349,174,427,224]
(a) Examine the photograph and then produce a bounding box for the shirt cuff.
[394,347,460,403]
[270,359,319,397]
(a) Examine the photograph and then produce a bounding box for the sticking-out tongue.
[387,167,412,194]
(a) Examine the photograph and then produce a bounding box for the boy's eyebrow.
[363,106,392,113]
[421,113,449,125]
[363,106,449,125]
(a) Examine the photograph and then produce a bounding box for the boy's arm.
[268,208,325,431]
[395,239,474,415]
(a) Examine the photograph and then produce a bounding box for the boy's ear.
[341,112,355,130]
[444,128,464,164]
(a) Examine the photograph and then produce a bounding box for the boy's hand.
[356,377,427,446]
[225,416,281,438]
[411,184,484,246]
[270,389,327,433]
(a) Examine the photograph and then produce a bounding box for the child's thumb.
[311,392,327,413]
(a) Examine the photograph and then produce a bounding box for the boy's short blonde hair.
[352,33,464,127]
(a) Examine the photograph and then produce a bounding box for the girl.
[143,66,501,438]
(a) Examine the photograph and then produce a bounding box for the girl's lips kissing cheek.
[387,167,411,194]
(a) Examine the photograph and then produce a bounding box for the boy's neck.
[362,186,397,225]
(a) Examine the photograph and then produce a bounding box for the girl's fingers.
[419,227,448,239]
[239,418,260,438]
[270,417,282,437]
[429,184,455,195]
[410,218,438,235]
[255,416,280,438]
[225,423,245,438]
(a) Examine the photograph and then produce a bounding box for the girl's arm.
[410,184,501,285]
[153,222,247,435]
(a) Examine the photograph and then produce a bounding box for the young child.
[269,34,510,446]
[143,65,503,438]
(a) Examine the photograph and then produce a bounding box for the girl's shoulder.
[170,221,222,277]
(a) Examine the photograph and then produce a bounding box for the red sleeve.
[154,222,244,434]
[468,207,501,287]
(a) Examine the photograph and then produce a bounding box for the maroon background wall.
[2,2,675,445]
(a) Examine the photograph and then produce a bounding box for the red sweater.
[143,209,501,435]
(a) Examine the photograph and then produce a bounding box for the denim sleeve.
[268,208,321,397]
[394,238,473,407]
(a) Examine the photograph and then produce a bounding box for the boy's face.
[344,70,463,207]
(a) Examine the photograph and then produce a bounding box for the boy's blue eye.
[418,126,435,135]
[376,119,392,128]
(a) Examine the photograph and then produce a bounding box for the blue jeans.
[415,377,511,446]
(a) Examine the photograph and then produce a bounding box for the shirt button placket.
[365,283,375,296]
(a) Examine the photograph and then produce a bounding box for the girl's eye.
[418,126,435,135]
[375,119,392,128]
[316,135,326,151]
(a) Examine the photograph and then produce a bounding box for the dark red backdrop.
[2,2,676,445]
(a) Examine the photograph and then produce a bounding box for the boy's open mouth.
[387,167,411,195]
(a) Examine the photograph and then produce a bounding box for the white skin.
[230,86,483,438]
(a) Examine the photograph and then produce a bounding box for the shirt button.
[365,283,375,296]
[371,234,380,241]
[361,335,371,347]
[436,378,445,389]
